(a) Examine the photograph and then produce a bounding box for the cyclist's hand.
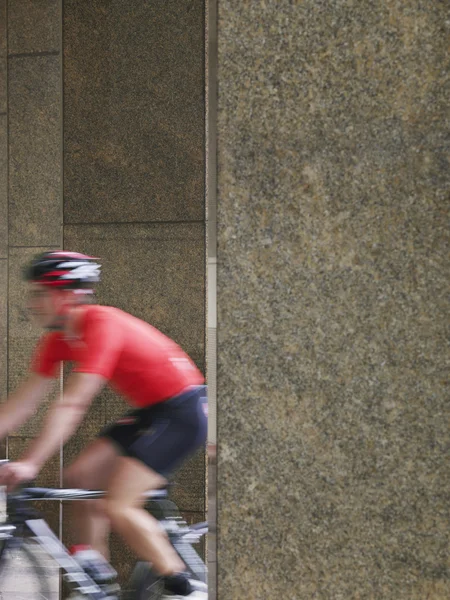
[0,460,39,491]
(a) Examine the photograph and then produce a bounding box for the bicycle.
[0,462,208,600]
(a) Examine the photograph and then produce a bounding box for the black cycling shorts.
[99,385,208,476]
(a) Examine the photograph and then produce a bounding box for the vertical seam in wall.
[59,0,64,545]
[204,0,208,520]
[5,0,9,461]
[213,0,219,594]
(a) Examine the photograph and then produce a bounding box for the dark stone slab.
[0,0,5,53]
[0,58,5,114]
[170,449,206,513]
[0,0,6,113]
[63,0,204,224]
[7,0,60,55]
[217,1,450,598]
[8,55,61,246]
[0,116,5,258]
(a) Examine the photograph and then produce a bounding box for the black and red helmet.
[24,251,101,290]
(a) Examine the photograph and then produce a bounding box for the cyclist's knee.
[102,496,155,530]
[64,464,91,489]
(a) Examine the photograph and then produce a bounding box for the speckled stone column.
[217,2,449,598]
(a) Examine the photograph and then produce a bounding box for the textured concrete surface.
[0,0,6,113]
[7,0,60,55]
[217,1,450,599]
[170,449,207,513]
[8,55,61,246]
[0,116,6,258]
[63,0,205,224]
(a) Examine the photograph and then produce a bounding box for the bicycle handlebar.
[18,487,169,501]
[0,460,169,501]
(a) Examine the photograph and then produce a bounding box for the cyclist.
[0,251,208,599]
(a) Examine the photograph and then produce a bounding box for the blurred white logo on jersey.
[170,357,195,371]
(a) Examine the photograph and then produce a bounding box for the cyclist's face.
[27,284,69,329]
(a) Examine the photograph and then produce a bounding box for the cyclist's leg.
[63,437,119,558]
[102,457,186,575]
[102,387,207,575]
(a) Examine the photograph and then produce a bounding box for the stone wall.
[217,1,449,598]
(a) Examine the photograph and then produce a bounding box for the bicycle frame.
[0,485,208,598]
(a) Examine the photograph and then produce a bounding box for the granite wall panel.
[63,0,205,224]
[8,54,61,246]
[0,0,6,114]
[7,0,60,55]
[0,116,6,258]
[217,1,450,598]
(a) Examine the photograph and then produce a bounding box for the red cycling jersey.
[31,305,204,408]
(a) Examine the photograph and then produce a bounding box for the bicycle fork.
[26,519,110,600]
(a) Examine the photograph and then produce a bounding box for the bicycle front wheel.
[0,538,60,600]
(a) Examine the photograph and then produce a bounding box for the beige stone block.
[170,449,206,513]
[0,0,5,114]
[8,0,60,55]
[0,116,6,257]
[217,1,449,598]
[63,0,204,224]
[8,55,61,246]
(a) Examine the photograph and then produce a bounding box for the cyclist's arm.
[21,372,106,469]
[0,374,52,439]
